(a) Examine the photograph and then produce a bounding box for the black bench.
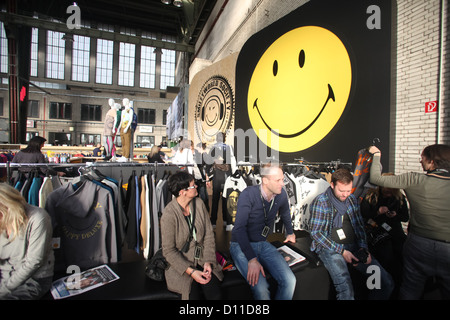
[43,237,330,300]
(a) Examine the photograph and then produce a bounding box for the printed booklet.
[277,245,306,267]
[50,264,119,299]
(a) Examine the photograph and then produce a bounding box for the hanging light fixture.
[161,0,171,4]
[173,0,183,7]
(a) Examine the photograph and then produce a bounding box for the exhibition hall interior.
[0,0,448,304]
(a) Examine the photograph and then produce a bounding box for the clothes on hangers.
[283,165,331,231]
[222,163,334,233]
[290,174,330,231]
[139,172,160,259]
[1,161,180,273]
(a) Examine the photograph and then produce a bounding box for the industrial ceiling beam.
[0,12,195,53]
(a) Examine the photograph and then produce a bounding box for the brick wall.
[395,0,448,173]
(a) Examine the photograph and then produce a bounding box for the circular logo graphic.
[194,76,234,143]
[247,26,352,153]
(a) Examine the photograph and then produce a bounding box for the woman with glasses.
[160,171,223,300]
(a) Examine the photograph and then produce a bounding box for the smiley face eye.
[273,60,278,76]
[299,50,305,68]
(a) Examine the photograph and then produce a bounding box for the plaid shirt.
[309,187,368,254]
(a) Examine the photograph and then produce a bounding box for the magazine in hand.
[277,245,306,266]
[50,264,119,299]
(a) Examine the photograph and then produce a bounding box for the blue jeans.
[229,241,296,300]
[317,243,394,300]
[400,232,450,299]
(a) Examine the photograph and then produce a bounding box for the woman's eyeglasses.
[184,185,197,190]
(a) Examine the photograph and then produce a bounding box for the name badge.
[52,237,61,249]
[381,223,392,232]
[336,229,346,240]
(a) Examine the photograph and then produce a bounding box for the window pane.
[72,35,90,82]
[140,45,156,88]
[0,22,8,74]
[96,39,113,84]
[160,49,175,89]
[118,42,135,86]
[138,108,155,124]
[80,133,101,146]
[30,28,38,77]
[46,31,65,79]
[49,102,72,120]
[27,100,39,118]
[81,104,102,121]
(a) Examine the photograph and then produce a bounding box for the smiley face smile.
[253,83,335,138]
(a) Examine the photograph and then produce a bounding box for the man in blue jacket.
[229,163,296,300]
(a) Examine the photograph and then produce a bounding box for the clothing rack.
[0,161,195,182]
[236,160,352,168]
[2,159,352,183]
[293,159,352,167]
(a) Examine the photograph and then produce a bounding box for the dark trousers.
[370,232,406,298]
[400,232,450,299]
[210,170,229,226]
[189,273,222,300]
[196,181,210,212]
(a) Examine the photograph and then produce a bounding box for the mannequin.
[118,98,134,161]
[103,98,116,158]
[128,99,137,160]
[111,102,123,160]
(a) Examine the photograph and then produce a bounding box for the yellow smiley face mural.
[247,26,352,153]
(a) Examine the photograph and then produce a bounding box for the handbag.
[365,221,391,246]
[145,248,169,281]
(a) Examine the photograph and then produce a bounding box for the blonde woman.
[0,183,54,299]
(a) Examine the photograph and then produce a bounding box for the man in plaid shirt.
[309,168,393,300]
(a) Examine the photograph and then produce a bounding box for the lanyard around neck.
[186,211,197,241]
[183,199,197,241]
[260,193,274,226]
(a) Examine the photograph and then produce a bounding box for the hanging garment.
[28,176,43,206]
[273,173,298,234]
[292,175,330,231]
[149,173,160,257]
[20,175,33,202]
[155,178,166,217]
[125,171,139,252]
[99,177,124,247]
[39,176,54,209]
[45,180,118,272]
[222,172,248,229]
[140,174,150,259]
[117,173,128,247]
[352,148,377,202]
[134,174,142,253]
